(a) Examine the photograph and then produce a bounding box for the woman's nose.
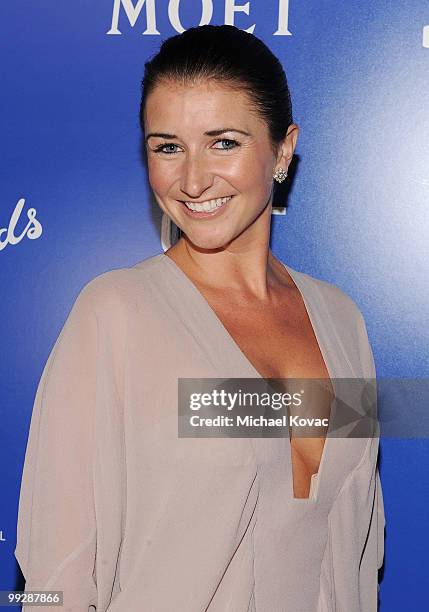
[180,155,213,199]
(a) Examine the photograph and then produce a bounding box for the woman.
[15,25,385,611]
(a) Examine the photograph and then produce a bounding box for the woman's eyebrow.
[145,128,251,142]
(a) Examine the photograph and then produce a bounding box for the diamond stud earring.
[273,167,288,183]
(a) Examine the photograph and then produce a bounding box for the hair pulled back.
[139,24,293,154]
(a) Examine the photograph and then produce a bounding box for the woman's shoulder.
[284,262,376,376]
[283,261,366,324]
[71,253,165,319]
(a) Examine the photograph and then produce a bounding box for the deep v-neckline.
[159,251,338,502]
[160,252,335,381]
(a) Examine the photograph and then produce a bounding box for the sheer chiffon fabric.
[15,253,385,611]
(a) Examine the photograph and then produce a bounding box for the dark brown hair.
[139,24,293,156]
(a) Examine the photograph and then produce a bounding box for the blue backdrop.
[2,2,428,609]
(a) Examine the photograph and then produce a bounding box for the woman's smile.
[178,195,235,218]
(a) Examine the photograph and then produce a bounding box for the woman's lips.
[178,195,234,219]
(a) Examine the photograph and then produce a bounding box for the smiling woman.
[142,74,296,248]
[15,24,384,612]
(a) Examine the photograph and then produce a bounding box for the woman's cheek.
[148,163,168,194]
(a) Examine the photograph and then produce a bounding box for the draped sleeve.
[355,308,386,607]
[317,305,386,612]
[14,274,127,611]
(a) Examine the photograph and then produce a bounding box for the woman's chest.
[198,287,331,381]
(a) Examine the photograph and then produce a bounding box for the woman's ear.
[277,123,299,170]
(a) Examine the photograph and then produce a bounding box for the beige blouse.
[15,252,385,611]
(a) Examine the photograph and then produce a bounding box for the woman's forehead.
[149,80,250,108]
[144,81,261,132]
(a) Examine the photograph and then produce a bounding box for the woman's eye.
[213,138,239,150]
[153,143,180,155]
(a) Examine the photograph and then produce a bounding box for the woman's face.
[143,79,298,251]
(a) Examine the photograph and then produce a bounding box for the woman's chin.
[183,230,235,252]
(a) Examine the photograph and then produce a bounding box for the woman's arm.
[15,284,101,610]
[355,308,386,608]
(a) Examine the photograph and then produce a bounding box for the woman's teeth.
[184,195,233,212]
